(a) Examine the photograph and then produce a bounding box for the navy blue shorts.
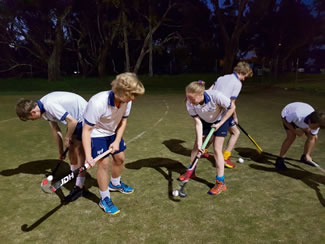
[282,117,298,130]
[73,122,83,141]
[201,117,233,137]
[91,135,126,159]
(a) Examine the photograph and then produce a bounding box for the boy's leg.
[208,136,227,195]
[97,157,120,214]
[65,138,86,202]
[276,129,296,170]
[301,134,317,162]
[279,130,296,158]
[224,125,240,158]
[109,152,134,194]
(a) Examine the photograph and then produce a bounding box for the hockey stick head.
[40,176,55,193]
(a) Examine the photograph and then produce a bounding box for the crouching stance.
[276,102,325,170]
[16,92,87,201]
[82,73,145,215]
[180,81,235,195]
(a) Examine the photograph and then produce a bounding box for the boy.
[179,80,235,195]
[275,102,325,170]
[82,72,145,215]
[16,92,88,201]
[204,61,253,168]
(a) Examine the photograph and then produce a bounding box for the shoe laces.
[104,197,114,208]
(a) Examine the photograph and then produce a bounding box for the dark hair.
[309,111,325,129]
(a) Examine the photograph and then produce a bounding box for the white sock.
[99,188,110,200]
[111,176,121,186]
[70,165,78,171]
[76,176,85,188]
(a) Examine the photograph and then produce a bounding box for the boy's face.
[309,122,319,130]
[28,108,41,120]
[116,95,135,103]
[237,73,249,81]
[186,92,204,105]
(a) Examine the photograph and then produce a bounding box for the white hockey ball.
[47,175,53,181]
[172,190,179,197]
[238,158,244,163]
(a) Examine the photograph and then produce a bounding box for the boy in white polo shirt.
[178,80,235,195]
[82,72,145,215]
[276,102,325,170]
[16,92,88,201]
[207,61,253,168]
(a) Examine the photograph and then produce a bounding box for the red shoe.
[208,180,227,195]
[225,159,236,168]
[201,152,213,159]
[177,170,196,182]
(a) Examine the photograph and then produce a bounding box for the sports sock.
[100,188,110,200]
[70,164,78,171]
[76,176,85,188]
[216,175,225,184]
[111,176,121,186]
[223,150,231,160]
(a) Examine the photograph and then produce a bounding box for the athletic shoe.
[225,159,236,168]
[99,197,120,215]
[177,170,196,182]
[201,152,213,159]
[64,186,83,202]
[108,181,134,194]
[300,154,315,167]
[275,157,288,170]
[208,180,227,195]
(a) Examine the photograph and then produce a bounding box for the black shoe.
[300,154,315,167]
[64,186,83,202]
[275,157,288,171]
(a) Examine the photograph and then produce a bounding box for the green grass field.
[0,74,325,243]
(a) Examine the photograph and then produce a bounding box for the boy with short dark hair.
[276,102,325,170]
[16,92,88,201]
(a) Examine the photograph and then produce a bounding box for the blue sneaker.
[99,197,120,215]
[108,181,134,194]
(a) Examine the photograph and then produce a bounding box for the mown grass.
[0,74,324,243]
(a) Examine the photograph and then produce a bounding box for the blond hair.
[185,80,205,94]
[16,99,37,121]
[111,72,145,99]
[234,61,253,77]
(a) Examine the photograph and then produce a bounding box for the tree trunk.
[122,10,130,72]
[148,1,153,76]
[98,43,109,78]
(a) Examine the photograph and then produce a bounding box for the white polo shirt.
[84,90,132,137]
[281,102,319,135]
[186,90,232,123]
[38,92,87,124]
[212,73,242,100]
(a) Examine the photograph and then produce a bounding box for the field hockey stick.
[174,127,216,197]
[309,160,325,175]
[46,147,69,178]
[41,148,112,193]
[182,127,216,181]
[236,123,263,154]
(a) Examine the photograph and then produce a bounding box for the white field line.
[127,100,169,145]
[0,117,17,124]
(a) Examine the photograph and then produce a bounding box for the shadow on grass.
[0,159,101,231]
[162,138,215,167]
[235,147,325,207]
[125,157,214,201]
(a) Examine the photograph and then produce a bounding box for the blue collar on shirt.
[108,91,116,107]
[233,72,239,80]
[36,100,46,114]
[304,113,312,124]
[203,92,211,104]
